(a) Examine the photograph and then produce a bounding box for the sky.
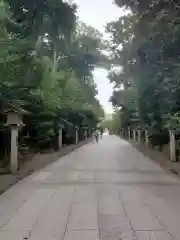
[73,0,125,114]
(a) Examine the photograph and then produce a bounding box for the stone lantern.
[6,110,23,126]
[5,110,24,174]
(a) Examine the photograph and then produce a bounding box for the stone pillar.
[75,128,78,144]
[145,130,149,147]
[122,129,124,138]
[84,129,88,140]
[138,129,141,142]
[89,128,91,137]
[120,129,122,137]
[58,128,62,149]
[169,130,176,162]
[128,128,131,139]
[10,126,18,174]
[133,129,136,141]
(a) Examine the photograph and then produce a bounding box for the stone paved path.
[0,136,180,240]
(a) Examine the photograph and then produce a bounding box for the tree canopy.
[0,0,105,157]
[106,0,180,147]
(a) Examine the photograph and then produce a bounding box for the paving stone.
[1,136,180,240]
[31,172,51,182]
[0,230,30,240]
[124,203,163,231]
[2,189,54,231]
[99,214,135,240]
[49,171,80,183]
[35,213,68,231]
[99,214,132,232]
[29,231,64,240]
[0,214,10,227]
[96,172,180,184]
[97,185,124,215]
[74,187,96,203]
[78,172,94,182]
[118,186,150,204]
[64,230,99,240]
[46,202,71,215]
[100,229,137,240]
[45,187,74,214]
[2,214,37,231]
[135,231,174,240]
[68,214,98,230]
[0,186,36,228]
[71,203,97,215]
[98,197,125,215]
[169,230,180,240]
[119,231,137,240]
[53,187,75,202]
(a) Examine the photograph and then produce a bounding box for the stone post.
[145,130,149,147]
[58,128,63,149]
[84,129,88,140]
[122,129,125,138]
[133,129,136,141]
[120,129,122,137]
[128,128,131,139]
[75,127,79,144]
[169,130,176,162]
[125,129,127,138]
[10,126,19,174]
[138,129,141,143]
[88,128,90,137]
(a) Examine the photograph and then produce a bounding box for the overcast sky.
[74,0,125,113]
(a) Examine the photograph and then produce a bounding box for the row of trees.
[0,0,104,163]
[106,0,180,148]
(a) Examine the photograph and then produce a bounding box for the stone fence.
[120,128,176,162]
[5,110,92,174]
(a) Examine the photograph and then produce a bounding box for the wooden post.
[10,126,18,174]
[58,128,62,149]
[145,130,149,147]
[133,129,136,141]
[169,130,176,162]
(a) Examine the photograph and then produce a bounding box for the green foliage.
[0,0,104,157]
[106,0,180,146]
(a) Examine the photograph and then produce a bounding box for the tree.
[0,0,105,163]
[106,0,180,147]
